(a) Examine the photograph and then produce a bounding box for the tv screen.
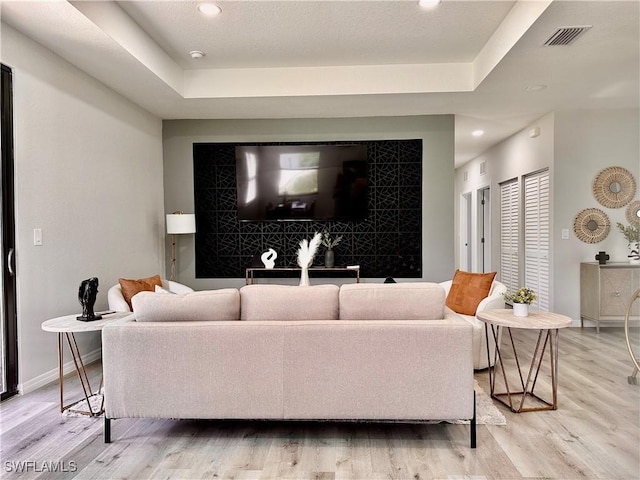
[235,144,368,221]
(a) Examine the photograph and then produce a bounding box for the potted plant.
[321,231,343,268]
[503,287,537,317]
[616,222,640,264]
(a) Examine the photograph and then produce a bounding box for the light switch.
[561,228,569,240]
[34,228,42,246]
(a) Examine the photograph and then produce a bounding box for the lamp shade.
[166,213,196,234]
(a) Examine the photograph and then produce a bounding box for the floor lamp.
[166,212,196,281]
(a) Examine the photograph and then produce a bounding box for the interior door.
[461,193,472,271]
[478,187,491,272]
[1,64,18,401]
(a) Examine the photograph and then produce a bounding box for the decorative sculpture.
[297,232,322,286]
[595,251,610,265]
[77,277,102,322]
[261,248,277,269]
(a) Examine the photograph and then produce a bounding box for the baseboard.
[19,348,102,395]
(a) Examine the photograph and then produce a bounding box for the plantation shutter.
[500,179,519,293]
[524,170,550,311]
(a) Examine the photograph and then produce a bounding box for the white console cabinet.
[580,262,640,333]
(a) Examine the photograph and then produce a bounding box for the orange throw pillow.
[118,275,163,310]
[446,270,497,316]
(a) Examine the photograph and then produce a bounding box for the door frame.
[1,63,18,401]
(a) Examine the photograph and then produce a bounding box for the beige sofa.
[102,283,476,447]
[439,280,507,370]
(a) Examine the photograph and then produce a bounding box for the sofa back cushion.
[240,284,339,321]
[339,283,445,320]
[132,289,240,322]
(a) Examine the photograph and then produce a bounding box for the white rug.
[62,392,104,417]
[450,380,506,425]
[61,382,506,425]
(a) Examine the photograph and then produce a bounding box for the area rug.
[451,380,507,426]
[61,392,104,418]
[62,382,506,425]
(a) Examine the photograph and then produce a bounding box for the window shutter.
[500,179,519,293]
[524,170,550,311]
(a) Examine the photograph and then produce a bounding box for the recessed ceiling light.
[189,50,206,59]
[418,0,441,8]
[526,84,547,92]
[197,3,222,16]
[472,130,484,137]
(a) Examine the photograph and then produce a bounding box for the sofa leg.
[470,390,477,449]
[105,417,111,443]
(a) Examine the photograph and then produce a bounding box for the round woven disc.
[573,208,610,244]
[626,200,640,226]
[592,166,636,208]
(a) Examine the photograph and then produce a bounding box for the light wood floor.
[1,327,638,480]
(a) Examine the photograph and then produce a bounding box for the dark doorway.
[1,63,18,401]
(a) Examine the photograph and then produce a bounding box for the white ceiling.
[1,0,638,167]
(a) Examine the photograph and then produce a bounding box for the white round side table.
[476,308,572,413]
[41,312,131,416]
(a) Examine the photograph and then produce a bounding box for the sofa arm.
[108,280,194,312]
[107,284,131,312]
[476,293,506,313]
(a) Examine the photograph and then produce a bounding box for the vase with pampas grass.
[297,232,321,286]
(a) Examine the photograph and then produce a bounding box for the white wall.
[162,116,455,289]
[455,108,640,325]
[455,113,555,275]
[553,109,640,323]
[1,23,165,392]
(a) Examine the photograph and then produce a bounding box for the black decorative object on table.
[595,251,610,265]
[77,277,102,322]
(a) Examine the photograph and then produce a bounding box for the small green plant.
[616,222,640,244]
[321,231,343,250]
[503,287,537,305]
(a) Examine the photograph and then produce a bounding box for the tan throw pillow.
[445,270,497,316]
[118,274,163,310]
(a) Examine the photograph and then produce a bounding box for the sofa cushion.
[240,284,339,321]
[339,283,445,320]
[118,274,163,310]
[132,289,240,322]
[445,270,497,315]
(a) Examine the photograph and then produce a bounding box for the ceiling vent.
[543,26,591,46]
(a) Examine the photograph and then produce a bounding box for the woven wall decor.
[573,208,611,243]
[626,200,640,226]
[592,166,636,208]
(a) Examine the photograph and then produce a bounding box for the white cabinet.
[580,262,640,333]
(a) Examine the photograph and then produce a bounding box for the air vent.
[463,170,468,182]
[543,26,591,46]
[480,161,487,176]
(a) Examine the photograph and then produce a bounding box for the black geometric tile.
[399,187,422,210]
[375,162,399,187]
[376,141,400,163]
[376,210,400,233]
[196,210,218,234]
[399,210,422,232]
[218,234,242,256]
[399,162,422,186]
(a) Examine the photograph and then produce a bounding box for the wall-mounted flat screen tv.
[235,144,368,221]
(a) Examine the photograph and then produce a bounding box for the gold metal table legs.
[485,324,561,413]
[57,332,104,417]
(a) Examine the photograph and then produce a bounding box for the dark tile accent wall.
[193,140,422,278]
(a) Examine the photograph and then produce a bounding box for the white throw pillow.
[154,285,175,294]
